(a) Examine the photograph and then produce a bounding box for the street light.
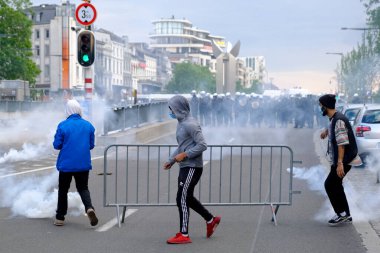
[341,27,380,49]
[341,27,380,103]
[326,52,344,93]
[326,52,343,56]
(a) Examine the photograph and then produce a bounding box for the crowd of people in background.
[189,90,328,129]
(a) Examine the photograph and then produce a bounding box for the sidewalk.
[314,130,380,253]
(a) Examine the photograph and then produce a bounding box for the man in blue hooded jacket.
[53,99,98,227]
[164,95,221,244]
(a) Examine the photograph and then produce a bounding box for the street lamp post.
[341,27,380,103]
[326,52,344,94]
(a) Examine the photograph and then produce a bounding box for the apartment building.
[27,3,82,98]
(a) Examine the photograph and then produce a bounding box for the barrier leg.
[116,205,121,228]
[121,206,127,224]
[270,204,278,226]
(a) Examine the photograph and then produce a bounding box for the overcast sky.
[32,0,367,93]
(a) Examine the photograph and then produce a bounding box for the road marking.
[0,155,103,179]
[228,138,235,143]
[96,208,138,232]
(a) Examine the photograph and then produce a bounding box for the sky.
[32,0,368,93]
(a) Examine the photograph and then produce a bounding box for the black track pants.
[176,167,213,234]
[324,164,351,215]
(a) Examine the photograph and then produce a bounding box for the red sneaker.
[206,216,221,238]
[167,233,192,244]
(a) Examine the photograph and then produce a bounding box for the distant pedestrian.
[163,95,221,244]
[53,99,98,227]
[319,94,358,226]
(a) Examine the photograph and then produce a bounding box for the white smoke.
[290,166,380,222]
[0,142,51,164]
[0,171,84,218]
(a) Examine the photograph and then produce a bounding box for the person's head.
[65,99,82,118]
[168,95,190,121]
[318,94,336,117]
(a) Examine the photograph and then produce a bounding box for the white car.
[342,104,363,126]
[352,104,380,162]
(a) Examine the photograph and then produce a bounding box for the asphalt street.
[0,125,378,253]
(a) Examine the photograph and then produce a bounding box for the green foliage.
[165,62,216,93]
[335,1,380,100]
[236,79,263,94]
[0,0,40,84]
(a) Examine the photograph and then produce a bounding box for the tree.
[333,1,380,101]
[165,62,216,93]
[0,0,40,85]
[236,79,263,94]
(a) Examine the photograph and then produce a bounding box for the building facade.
[149,16,225,70]
[94,28,130,101]
[27,3,83,98]
[239,56,266,82]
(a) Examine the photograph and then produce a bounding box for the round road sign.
[75,3,97,26]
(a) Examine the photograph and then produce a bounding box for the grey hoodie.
[168,95,207,168]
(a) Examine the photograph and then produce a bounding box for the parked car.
[352,104,380,163]
[342,104,363,126]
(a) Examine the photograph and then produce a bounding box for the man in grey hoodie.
[164,95,221,244]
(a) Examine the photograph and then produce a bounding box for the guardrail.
[103,144,301,227]
[103,102,168,134]
[0,100,169,135]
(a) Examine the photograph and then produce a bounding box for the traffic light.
[77,30,95,67]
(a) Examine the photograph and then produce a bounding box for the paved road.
[0,125,377,253]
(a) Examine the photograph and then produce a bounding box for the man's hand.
[174,152,187,162]
[337,162,345,178]
[163,162,172,170]
[320,129,328,139]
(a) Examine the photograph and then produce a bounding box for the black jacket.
[329,111,358,166]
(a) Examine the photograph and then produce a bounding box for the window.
[45,45,49,56]
[362,110,380,124]
[36,45,40,56]
[36,12,42,22]
[45,29,49,38]
[44,65,49,78]
[36,30,40,39]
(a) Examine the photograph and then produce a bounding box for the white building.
[27,3,83,98]
[94,28,130,100]
[149,16,225,70]
[239,56,266,82]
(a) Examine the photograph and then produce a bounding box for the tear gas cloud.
[291,165,380,222]
[0,171,83,218]
[0,100,107,169]
[0,99,108,218]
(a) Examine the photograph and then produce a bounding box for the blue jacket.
[53,114,95,172]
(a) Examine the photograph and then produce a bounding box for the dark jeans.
[56,171,94,220]
[324,164,351,216]
[176,167,213,234]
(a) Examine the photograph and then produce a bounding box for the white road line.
[96,209,138,232]
[0,155,103,179]
[228,138,235,143]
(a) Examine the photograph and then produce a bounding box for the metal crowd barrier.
[103,144,301,227]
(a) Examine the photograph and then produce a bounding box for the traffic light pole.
[75,0,97,120]
[84,67,93,120]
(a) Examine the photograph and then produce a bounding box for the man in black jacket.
[319,94,358,226]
